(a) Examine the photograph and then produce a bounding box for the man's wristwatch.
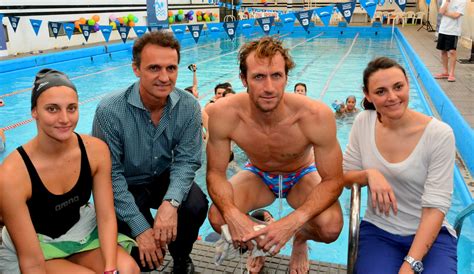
[164,199,180,208]
[404,255,424,273]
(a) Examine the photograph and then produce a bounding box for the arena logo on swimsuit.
[55,195,80,211]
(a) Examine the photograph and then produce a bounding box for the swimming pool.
[0,26,472,272]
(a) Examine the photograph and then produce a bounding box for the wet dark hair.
[223,88,235,97]
[239,36,295,78]
[361,57,407,111]
[214,83,231,94]
[132,30,181,68]
[294,82,307,93]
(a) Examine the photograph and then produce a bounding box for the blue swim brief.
[243,162,317,198]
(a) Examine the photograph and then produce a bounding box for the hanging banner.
[0,14,7,51]
[171,25,187,41]
[336,1,356,24]
[294,10,313,32]
[206,22,223,39]
[279,13,295,33]
[99,25,113,42]
[223,21,238,40]
[256,16,274,35]
[315,6,334,27]
[63,23,75,40]
[187,24,204,44]
[133,26,148,38]
[30,19,42,36]
[80,25,92,41]
[8,16,20,32]
[395,0,407,11]
[379,0,386,5]
[117,26,131,43]
[359,0,378,19]
[48,22,62,39]
[147,0,169,30]
[240,19,255,38]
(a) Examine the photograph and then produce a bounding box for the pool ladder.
[347,184,474,274]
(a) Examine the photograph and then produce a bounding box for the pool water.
[0,31,472,272]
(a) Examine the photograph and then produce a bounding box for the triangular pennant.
[171,25,187,41]
[117,26,131,43]
[379,0,386,5]
[279,13,296,33]
[48,22,62,39]
[395,0,407,11]
[240,19,255,38]
[206,22,223,39]
[8,16,20,32]
[187,24,204,44]
[80,25,92,42]
[294,10,313,32]
[99,25,113,42]
[223,21,238,40]
[29,19,42,36]
[133,26,148,38]
[359,0,378,19]
[315,6,334,27]
[336,1,356,24]
[63,23,75,40]
[256,16,274,35]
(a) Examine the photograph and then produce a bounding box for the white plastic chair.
[414,12,425,25]
[371,11,383,23]
[404,11,415,24]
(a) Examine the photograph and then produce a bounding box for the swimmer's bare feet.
[246,255,265,273]
[289,236,309,274]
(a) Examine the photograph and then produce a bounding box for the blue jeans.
[355,221,457,274]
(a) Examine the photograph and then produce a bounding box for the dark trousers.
[117,169,208,269]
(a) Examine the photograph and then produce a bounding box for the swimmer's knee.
[118,247,140,274]
[318,217,343,243]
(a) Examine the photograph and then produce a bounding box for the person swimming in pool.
[0,69,139,274]
[206,36,344,273]
[345,95,359,115]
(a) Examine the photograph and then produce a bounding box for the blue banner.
[278,13,295,33]
[48,22,62,39]
[256,16,274,35]
[147,25,163,32]
[294,10,313,32]
[118,26,131,43]
[99,25,113,42]
[147,0,169,30]
[395,0,407,11]
[315,6,334,27]
[63,23,75,40]
[0,14,7,51]
[223,21,238,40]
[133,26,148,38]
[187,24,204,44]
[206,22,223,39]
[359,0,378,19]
[80,25,92,42]
[336,1,356,24]
[240,19,255,38]
[8,16,20,32]
[171,25,187,41]
[30,19,42,36]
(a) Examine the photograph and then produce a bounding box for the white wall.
[0,1,219,55]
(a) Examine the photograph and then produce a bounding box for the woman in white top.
[343,57,457,274]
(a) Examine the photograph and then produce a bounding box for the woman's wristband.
[104,270,119,274]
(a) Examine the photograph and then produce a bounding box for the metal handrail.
[454,202,474,236]
[347,183,361,274]
[224,15,236,22]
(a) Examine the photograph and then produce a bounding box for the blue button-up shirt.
[92,81,203,237]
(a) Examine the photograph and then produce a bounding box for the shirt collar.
[127,81,180,112]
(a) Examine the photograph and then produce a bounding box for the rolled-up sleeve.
[92,105,151,237]
[165,100,203,203]
[421,126,455,215]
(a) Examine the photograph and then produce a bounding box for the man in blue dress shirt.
[92,30,208,274]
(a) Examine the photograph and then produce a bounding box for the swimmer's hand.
[242,213,303,255]
[223,208,260,251]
